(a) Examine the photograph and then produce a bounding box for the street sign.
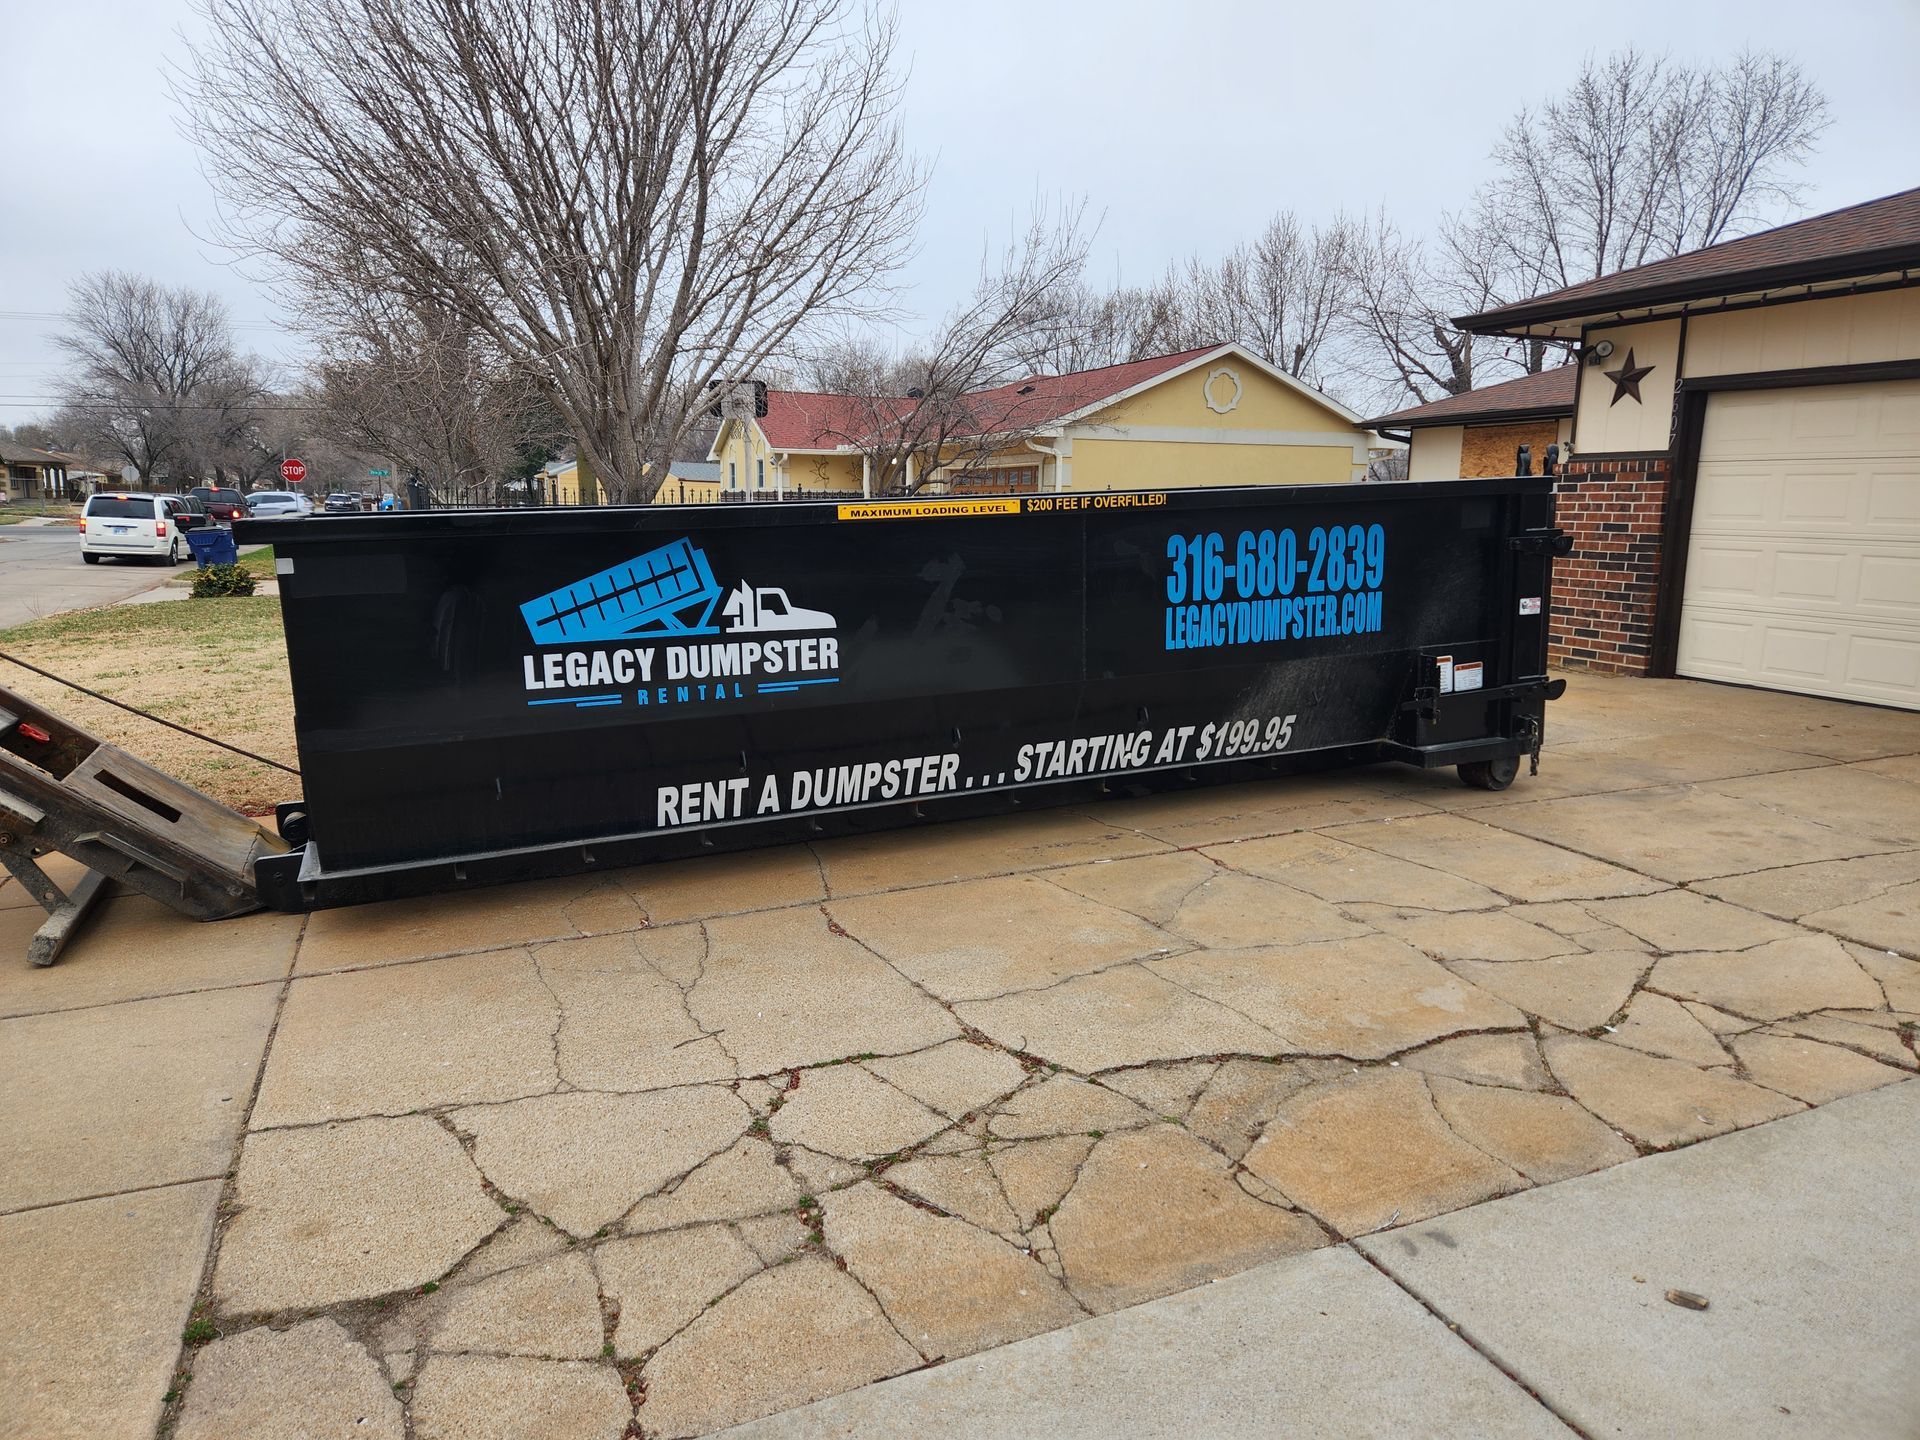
[281,458,308,484]
[369,468,392,478]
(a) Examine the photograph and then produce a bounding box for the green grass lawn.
[0,592,284,648]
[0,594,296,812]
[235,544,277,579]
[0,502,82,522]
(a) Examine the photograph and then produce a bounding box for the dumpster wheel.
[1458,755,1520,791]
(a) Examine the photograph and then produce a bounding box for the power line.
[0,310,289,332]
[0,398,321,411]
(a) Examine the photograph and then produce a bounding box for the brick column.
[1550,457,1671,674]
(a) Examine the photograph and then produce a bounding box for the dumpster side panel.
[242,482,1558,902]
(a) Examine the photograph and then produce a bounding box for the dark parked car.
[190,486,247,522]
[323,492,362,514]
[170,495,209,530]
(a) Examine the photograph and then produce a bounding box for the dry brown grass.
[0,596,297,814]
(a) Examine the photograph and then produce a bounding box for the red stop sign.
[280,458,307,484]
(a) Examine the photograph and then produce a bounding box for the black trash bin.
[238,478,1566,910]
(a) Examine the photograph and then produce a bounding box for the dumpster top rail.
[237,476,1552,544]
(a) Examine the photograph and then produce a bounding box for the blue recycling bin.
[186,526,239,568]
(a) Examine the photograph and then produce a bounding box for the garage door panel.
[1781,469,1858,525]
[1684,543,1918,622]
[1696,461,1920,536]
[1680,379,1920,710]
[1771,550,1844,604]
[1683,540,1767,601]
[1848,635,1920,697]
[1698,378,1920,462]
[1678,609,1920,705]
[1868,469,1920,524]
[1884,391,1920,441]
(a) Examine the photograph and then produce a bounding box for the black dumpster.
[238,479,1566,911]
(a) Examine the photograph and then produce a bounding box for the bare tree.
[797,206,1098,493]
[1340,48,1825,411]
[181,0,922,504]
[54,271,261,488]
[0,423,59,450]
[1340,212,1482,408]
[1185,213,1355,386]
[1008,265,1208,376]
[304,273,564,504]
[1483,48,1828,297]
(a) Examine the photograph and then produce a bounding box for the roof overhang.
[1458,263,1920,339]
[1367,403,1572,431]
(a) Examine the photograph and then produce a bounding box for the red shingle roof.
[757,391,915,450]
[1365,367,1576,430]
[1460,187,1920,334]
[752,345,1222,450]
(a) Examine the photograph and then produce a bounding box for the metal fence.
[716,487,865,503]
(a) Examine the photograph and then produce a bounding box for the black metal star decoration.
[1603,348,1654,406]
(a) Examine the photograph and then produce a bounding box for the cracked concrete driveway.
[3,674,1918,1439]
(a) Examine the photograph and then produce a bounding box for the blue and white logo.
[520,538,836,644]
[518,538,841,709]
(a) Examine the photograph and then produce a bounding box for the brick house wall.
[1550,456,1671,673]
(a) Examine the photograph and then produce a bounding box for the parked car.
[323,492,362,514]
[79,493,189,565]
[247,491,313,518]
[189,486,248,522]
[171,494,210,531]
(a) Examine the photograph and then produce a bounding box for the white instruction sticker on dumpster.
[1454,661,1484,692]
[1518,596,1541,615]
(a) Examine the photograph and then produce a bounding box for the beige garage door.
[1677,378,1920,710]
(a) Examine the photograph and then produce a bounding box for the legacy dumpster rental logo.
[519,538,840,709]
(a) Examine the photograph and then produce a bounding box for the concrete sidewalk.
[718,1079,1920,1438]
[1,674,1916,1439]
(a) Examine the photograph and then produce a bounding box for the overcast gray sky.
[4,0,1916,422]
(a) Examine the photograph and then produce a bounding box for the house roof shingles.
[0,442,69,467]
[1365,366,1576,430]
[752,345,1222,451]
[1459,186,1920,334]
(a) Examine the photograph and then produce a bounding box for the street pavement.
[0,522,179,629]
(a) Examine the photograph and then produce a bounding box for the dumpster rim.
[235,476,1554,545]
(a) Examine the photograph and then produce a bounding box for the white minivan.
[79,493,190,565]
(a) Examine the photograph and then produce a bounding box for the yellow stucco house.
[700,343,1381,500]
[547,456,724,506]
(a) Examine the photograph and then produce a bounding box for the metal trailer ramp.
[0,685,288,964]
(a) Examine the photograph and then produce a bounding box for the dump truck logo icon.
[720,582,836,633]
[520,538,837,645]
[521,538,724,643]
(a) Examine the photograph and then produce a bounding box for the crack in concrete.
[652,922,740,1077]
[0,967,293,1023]
[1352,1243,1595,1438]
[142,736,1920,1440]
[1414,1071,1535,1189]
[524,949,570,1094]
[154,910,308,1440]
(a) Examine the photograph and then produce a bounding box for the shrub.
[189,563,257,599]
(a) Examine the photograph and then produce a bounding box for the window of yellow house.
[729,461,737,488]
[756,458,764,489]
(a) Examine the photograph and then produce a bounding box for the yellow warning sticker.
[836,498,1023,521]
